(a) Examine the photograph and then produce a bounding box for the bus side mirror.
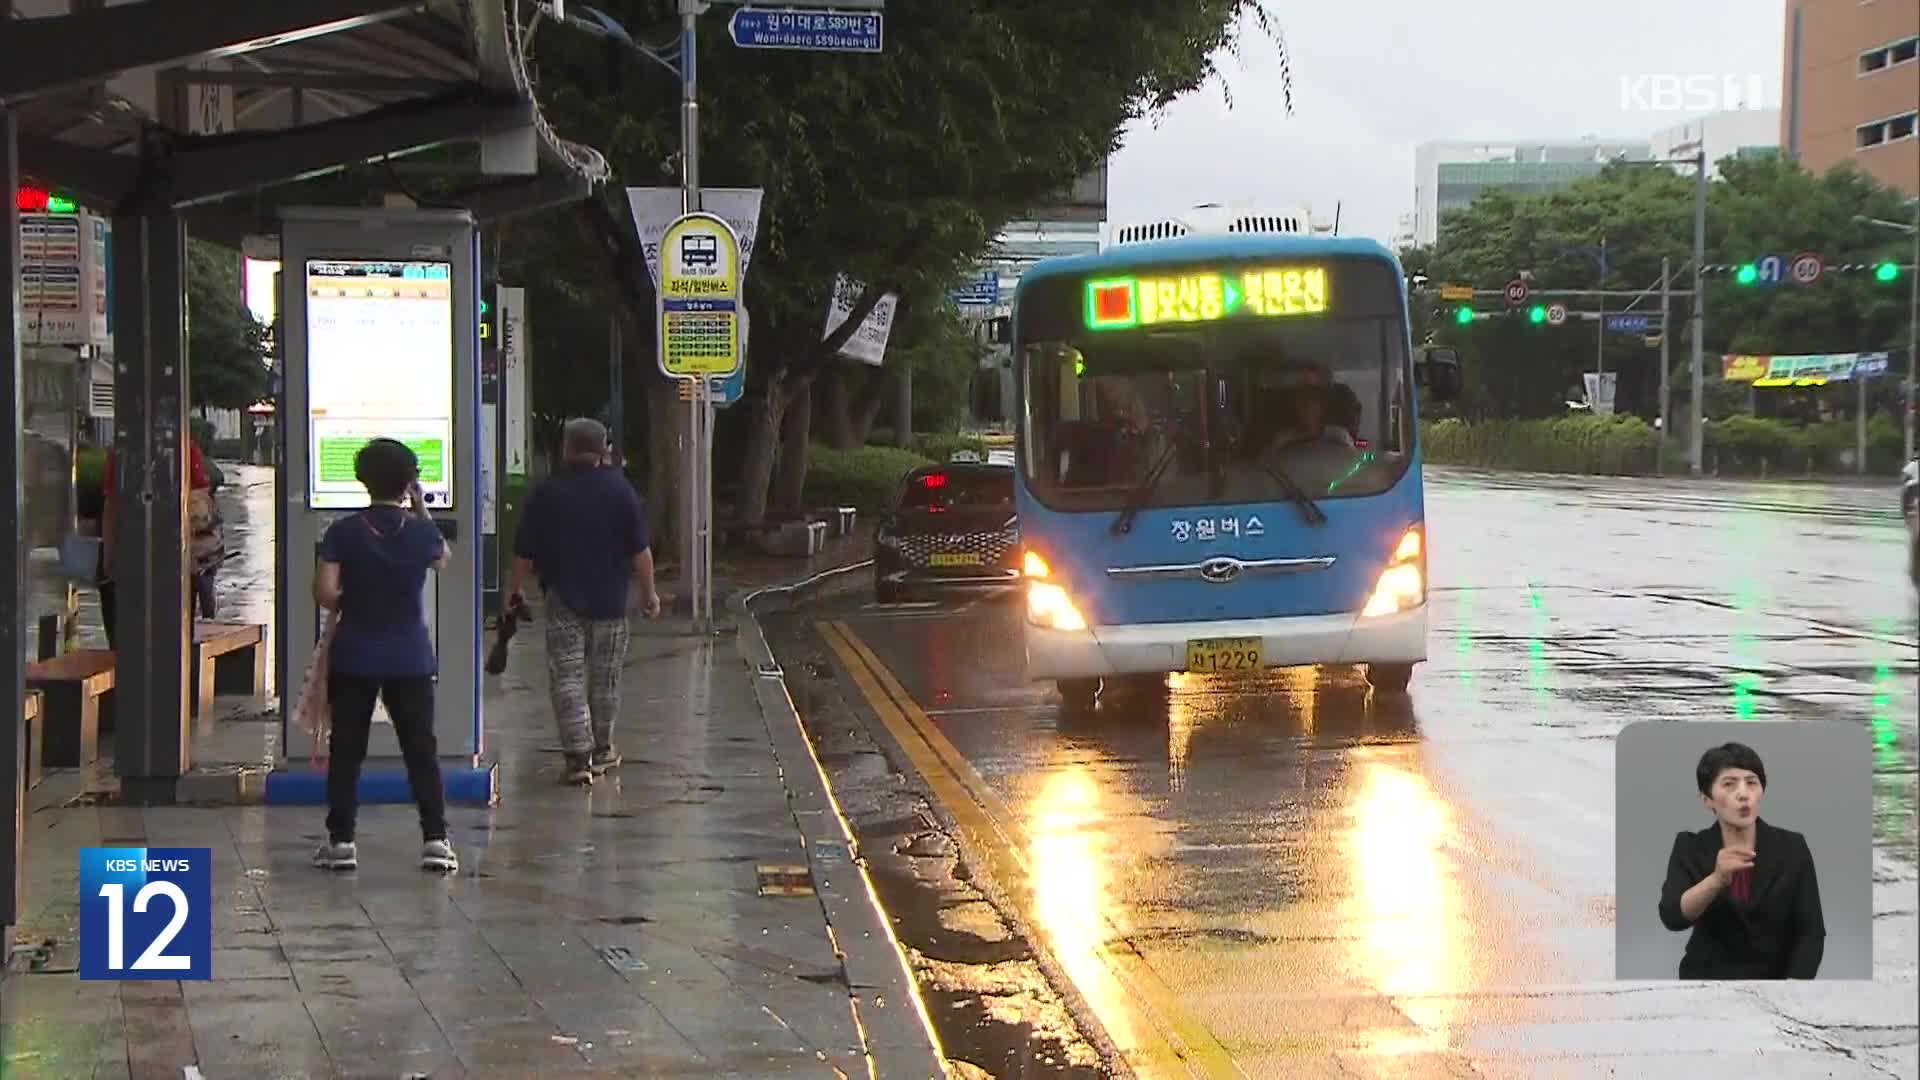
[1418,348,1462,401]
[969,370,1003,422]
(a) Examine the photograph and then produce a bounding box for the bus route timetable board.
[304,259,457,510]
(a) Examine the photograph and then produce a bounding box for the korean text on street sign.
[950,270,999,307]
[728,8,883,52]
[679,307,748,407]
[1439,284,1474,301]
[1605,312,1654,334]
[656,213,742,378]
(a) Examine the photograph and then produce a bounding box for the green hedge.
[864,430,991,463]
[1705,414,1905,475]
[1422,414,1909,477]
[803,444,934,509]
[1422,416,1659,475]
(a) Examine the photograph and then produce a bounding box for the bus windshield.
[1016,255,1413,513]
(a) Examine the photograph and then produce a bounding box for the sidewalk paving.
[1,529,940,1078]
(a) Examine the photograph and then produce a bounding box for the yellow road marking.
[818,619,1245,1079]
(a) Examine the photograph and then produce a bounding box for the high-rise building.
[1781,0,1919,195]
[1649,108,1783,176]
[1411,138,1654,247]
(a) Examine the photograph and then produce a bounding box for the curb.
[726,561,949,1080]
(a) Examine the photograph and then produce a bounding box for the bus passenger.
[310,438,457,874]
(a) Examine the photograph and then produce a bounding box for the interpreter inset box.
[1614,720,1872,980]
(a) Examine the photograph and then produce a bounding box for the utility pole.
[1690,151,1707,476]
[1908,197,1918,464]
[678,0,711,633]
[1855,201,1919,464]
[1596,234,1607,411]
[1658,255,1671,474]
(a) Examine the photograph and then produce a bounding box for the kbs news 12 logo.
[78,847,213,980]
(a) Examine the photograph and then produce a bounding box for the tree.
[520,0,1287,531]
[187,240,270,410]
[1420,155,1914,420]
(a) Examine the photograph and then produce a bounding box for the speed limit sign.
[1789,251,1824,285]
[1546,303,1568,326]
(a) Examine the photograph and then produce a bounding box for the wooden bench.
[192,621,267,716]
[22,691,43,790]
[24,650,115,770]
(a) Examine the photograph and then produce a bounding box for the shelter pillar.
[109,175,193,804]
[1,109,28,970]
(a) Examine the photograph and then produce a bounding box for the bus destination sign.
[1085,267,1329,330]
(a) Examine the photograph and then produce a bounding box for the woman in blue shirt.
[311,438,457,873]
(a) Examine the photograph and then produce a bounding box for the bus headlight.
[1028,581,1088,631]
[1362,526,1426,617]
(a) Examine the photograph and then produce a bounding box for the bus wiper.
[1110,441,1180,536]
[1259,459,1328,526]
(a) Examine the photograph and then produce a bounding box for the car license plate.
[928,553,982,567]
[1185,637,1263,673]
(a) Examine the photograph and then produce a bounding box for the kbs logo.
[78,847,212,980]
[1619,73,1767,113]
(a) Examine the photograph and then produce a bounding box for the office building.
[1650,108,1783,175]
[1411,138,1654,247]
[1782,0,1919,195]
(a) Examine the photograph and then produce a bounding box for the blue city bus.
[982,212,1461,711]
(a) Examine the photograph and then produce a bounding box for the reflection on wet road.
[781,471,1919,1077]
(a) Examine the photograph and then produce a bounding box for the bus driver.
[1264,365,1356,456]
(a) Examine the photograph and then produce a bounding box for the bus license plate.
[928,553,982,567]
[1185,638,1263,673]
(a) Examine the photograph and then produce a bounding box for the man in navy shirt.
[508,418,660,785]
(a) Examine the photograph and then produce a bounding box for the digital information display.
[305,260,456,510]
[1086,266,1330,330]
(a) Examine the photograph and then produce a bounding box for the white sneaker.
[420,839,458,873]
[313,841,357,870]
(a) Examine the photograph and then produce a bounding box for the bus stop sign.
[657,212,743,379]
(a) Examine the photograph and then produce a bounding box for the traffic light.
[1735,263,1758,285]
[1874,261,1899,283]
[1454,307,1473,325]
[1528,304,1546,324]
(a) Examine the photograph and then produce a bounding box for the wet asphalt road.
[764,469,1920,1079]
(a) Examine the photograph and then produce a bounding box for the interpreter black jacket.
[1658,818,1824,979]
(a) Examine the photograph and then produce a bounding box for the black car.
[873,457,1020,603]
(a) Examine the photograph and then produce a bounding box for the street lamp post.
[1856,201,1920,464]
[1546,152,1707,468]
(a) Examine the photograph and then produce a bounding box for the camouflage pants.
[543,596,630,759]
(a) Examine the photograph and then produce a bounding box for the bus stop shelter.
[1,0,607,967]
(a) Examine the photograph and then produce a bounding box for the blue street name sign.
[728,8,883,52]
[1605,313,1656,334]
[949,270,999,307]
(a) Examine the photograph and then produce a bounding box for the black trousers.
[325,672,448,845]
